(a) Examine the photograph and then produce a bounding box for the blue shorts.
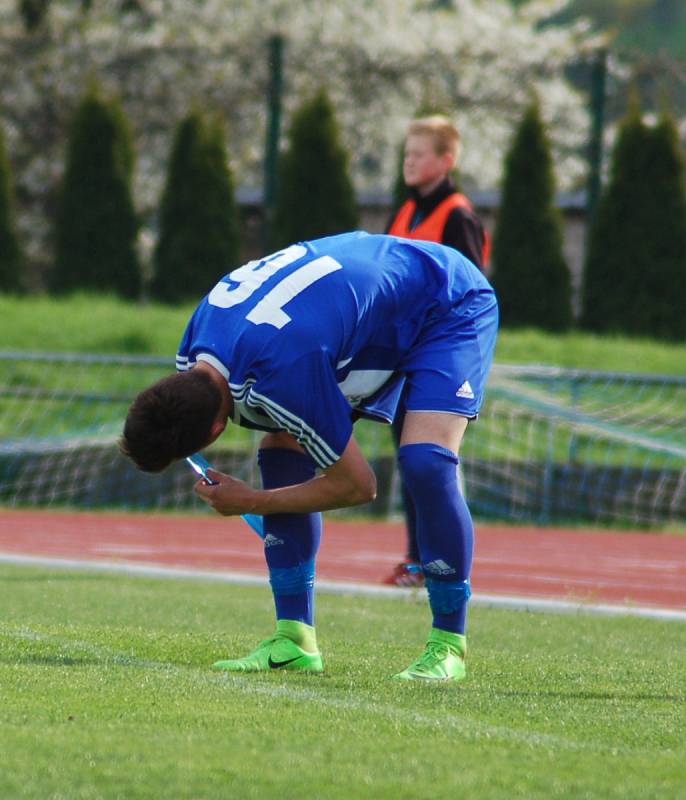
[354,289,498,425]
[401,290,498,419]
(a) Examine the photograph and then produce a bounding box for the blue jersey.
[177,232,494,468]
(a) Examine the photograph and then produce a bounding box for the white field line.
[2,626,164,670]
[216,679,609,754]
[1,551,686,623]
[0,625,628,755]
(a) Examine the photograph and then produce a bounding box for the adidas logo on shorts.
[263,534,285,547]
[456,380,475,399]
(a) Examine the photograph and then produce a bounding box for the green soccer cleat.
[212,620,323,674]
[393,628,467,682]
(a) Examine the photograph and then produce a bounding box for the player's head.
[403,115,460,191]
[120,370,224,472]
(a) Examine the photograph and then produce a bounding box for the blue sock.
[258,448,321,626]
[398,443,474,634]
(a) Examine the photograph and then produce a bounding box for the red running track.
[1,509,685,611]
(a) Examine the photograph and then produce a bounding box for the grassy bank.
[1,294,685,374]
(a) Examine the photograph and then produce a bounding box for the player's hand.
[193,470,259,516]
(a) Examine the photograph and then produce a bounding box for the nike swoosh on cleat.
[268,655,303,669]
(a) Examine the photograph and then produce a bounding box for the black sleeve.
[384,207,402,234]
[441,208,486,271]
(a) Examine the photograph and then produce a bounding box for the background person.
[385,114,490,587]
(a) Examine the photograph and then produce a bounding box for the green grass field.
[2,295,685,461]
[2,293,686,375]
[2,563,685,799]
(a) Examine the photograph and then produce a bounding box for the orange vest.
[388,193,491,268]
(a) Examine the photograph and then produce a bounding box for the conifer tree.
[582,101,686,339]
[492,102,572,330]
[19,0,50,33]
[0,123,23,293]
[647,115,686,340]
[52,87,141,298]
[150,111,239,304]
[582,99,650,334]
[391,142,408,211]
[271,90,357,249]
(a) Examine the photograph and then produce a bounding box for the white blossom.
[0,0,596,262]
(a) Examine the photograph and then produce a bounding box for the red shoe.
[383,561,425,587]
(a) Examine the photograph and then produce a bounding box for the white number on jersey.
[208,246,342,329]
[208,245,307,309]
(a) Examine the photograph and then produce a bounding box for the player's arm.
[194,435,376,516]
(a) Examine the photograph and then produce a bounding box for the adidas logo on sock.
[456,380,475,399]
[424,559,456,575]
[263,533,285,547]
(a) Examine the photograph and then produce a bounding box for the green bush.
[582,102,686,340]
[492,102,572,330]
[52,86,141,299]
[0,123,23,293]
[19,0,50,32]
[391,141,408,211]
[271,90,357,249]
[150,111,239,304]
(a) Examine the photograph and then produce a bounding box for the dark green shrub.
[647,115,686,340]
[582,101,686,340]
[492,102,572,330]
[0,123,23,293]
[52,86,141,299]
[391,141,408,210]
[19,0,50,32]
[271,90,357,249]
[150,111,239,304]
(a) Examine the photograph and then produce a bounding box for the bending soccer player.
[121,232,498,682]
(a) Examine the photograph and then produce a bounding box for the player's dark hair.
[120,370,223,472]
